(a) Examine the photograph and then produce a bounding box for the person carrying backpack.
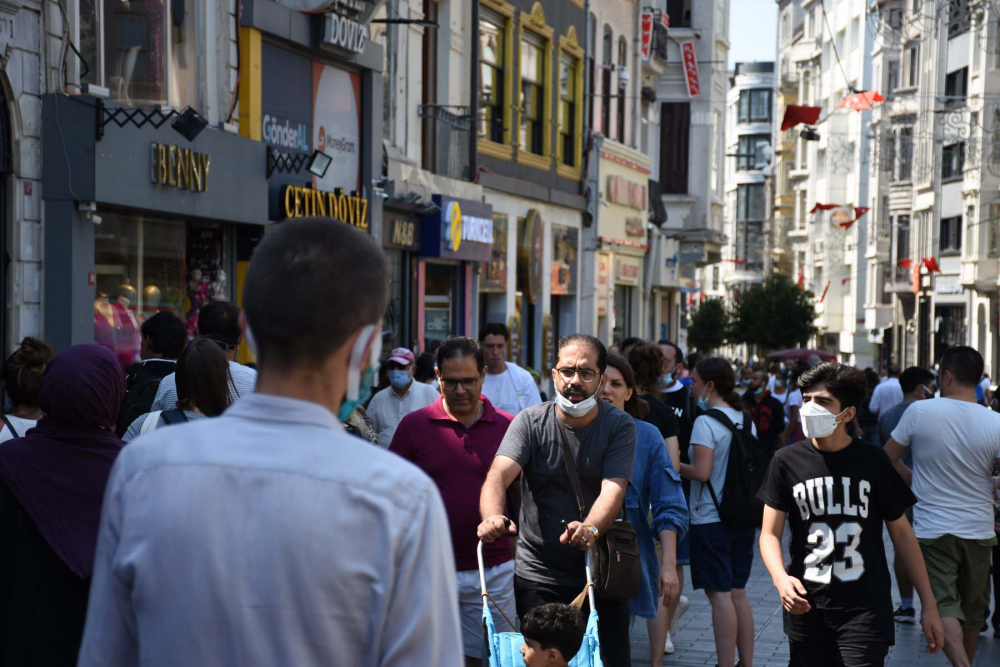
[122,338,233,442]
[679,357,758,667]
[116,312,187,437]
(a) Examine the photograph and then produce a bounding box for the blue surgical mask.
[337,325,382,423]
[754,386,765,396]
[388,370,411,388]
[696,386,710,412]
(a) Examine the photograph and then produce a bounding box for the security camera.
[617,67,630,90]
[86,211,102,225]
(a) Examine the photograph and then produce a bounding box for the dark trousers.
[789,639,889,667]
[513,574,630,667]
[993,538,1000,630]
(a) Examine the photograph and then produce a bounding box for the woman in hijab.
[0,345,125,666]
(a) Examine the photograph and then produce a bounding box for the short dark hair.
[657,339,684,364]
[197,301,242,349]
[886,363,901,377]
[939,346,984,387]
[606,353,649,419]
[141,311,187,359]
[520,603,585,662]
[797,363,867,412]
[557,334,607,373]
[413,352,437,383]
[242,218,387,372]
[620,336,645,356]
[628,342,667,392]
[479,322,510,343]
[175,338,233,417]
[436,336,485,373]
[2,337,53,409]
[899,366,936,394]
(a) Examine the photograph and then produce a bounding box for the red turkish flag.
[797,270,805,290]
[819,280,831,303]
[838,207,870,230]
[809,202,839,214]
[922,257,941,273]
[899,258,912,268]
[781,105,822,131]
[836,90,885,112]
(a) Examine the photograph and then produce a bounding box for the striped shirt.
[150,361,257,411]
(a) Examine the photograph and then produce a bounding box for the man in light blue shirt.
[78,219,463,667]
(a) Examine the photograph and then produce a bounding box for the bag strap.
[556,418,588,521]
[701,409,744,515]
[161,409,190,425]
[1,415,18,439]
[139,411,163,436]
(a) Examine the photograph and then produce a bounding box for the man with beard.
[743,369,786,453]
[478,334,637,667]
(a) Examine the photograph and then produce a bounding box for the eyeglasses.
[555,367,599,383]
[440,377,481,391]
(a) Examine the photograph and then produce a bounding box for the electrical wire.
[227,0,242,124]
[820,1,856,94]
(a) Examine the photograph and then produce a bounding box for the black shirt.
[639,393,680,441]
[757,438,916,643]
[658,384,692,449]
[743,390,786,450]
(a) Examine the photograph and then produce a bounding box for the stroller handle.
[478,540,597,612]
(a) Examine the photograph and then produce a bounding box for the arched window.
[617,36,628,142]
[602,25,613,137]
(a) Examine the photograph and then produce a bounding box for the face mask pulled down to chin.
[554,378,602,417]
[339,324,382,422]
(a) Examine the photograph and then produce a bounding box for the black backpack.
[116,369,165,437]
[703,409,770,529]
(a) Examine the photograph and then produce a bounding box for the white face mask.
[800,400,849,440]
[554,379,602,417]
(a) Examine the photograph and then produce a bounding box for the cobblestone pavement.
[627,532,1000,667]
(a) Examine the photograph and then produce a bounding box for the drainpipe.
[469,0,479,182]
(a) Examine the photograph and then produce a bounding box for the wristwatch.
[587,525,600,540]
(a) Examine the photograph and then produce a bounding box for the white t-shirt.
[481,362,542,417]
[0,415,38,442]
[367,381,441,448]
[869,377,903,416]
[891,397,1000,540]
[771,387,802,424]
[688,406,758,525]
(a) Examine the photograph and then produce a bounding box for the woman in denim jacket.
[601,353,689,666]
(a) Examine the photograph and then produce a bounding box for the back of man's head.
[243,218,387,372]
[899,366,936,395]
[887,363,901,378]
[938,346,984,389]
[198,301,242,349]
[141,311,187,360]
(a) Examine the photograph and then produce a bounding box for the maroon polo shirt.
[389,395,514,572]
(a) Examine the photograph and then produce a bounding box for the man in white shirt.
[868,363,903,417]
[78,217,462,667]
[479,322,542,416]
[885,346,1000,667]
[367,347,440,447]
[151,301,257,411]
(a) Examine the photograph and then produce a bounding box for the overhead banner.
[681,41,700,97]
[640,12,653,60]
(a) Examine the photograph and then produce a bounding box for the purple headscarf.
[0,344,125,578]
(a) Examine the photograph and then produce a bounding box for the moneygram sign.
[261,114,310,152]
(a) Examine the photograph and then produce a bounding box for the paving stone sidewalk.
[627,533,999,667]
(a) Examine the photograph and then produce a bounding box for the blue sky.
[728,0,778,69]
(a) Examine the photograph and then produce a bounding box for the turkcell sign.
[262,114,310,152]
[422,194,494,262]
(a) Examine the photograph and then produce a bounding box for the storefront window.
[95,214,230,368]
[425,263,457,351]
[384,248,407,351]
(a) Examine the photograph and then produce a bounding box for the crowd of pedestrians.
[0,217,998,667]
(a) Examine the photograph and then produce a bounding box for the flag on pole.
[781,105,822,131]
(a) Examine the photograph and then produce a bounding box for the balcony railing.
[419,105,472,181]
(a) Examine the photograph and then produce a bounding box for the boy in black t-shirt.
[758,363,944,667]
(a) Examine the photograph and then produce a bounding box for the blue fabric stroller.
[478,541,603,667]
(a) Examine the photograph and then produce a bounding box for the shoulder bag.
[557,419,641,601]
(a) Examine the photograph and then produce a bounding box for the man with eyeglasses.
[390,337,516,667]
[150,301,257,412]
[478,334,637,667]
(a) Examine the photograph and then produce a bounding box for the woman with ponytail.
[1,337,54,442]
[679,357,756,667]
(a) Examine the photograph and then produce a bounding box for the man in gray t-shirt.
[478,335,636,667]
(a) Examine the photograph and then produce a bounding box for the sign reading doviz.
[640,12,653,60]
[324,13,369,54]
[681,41,700,97]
